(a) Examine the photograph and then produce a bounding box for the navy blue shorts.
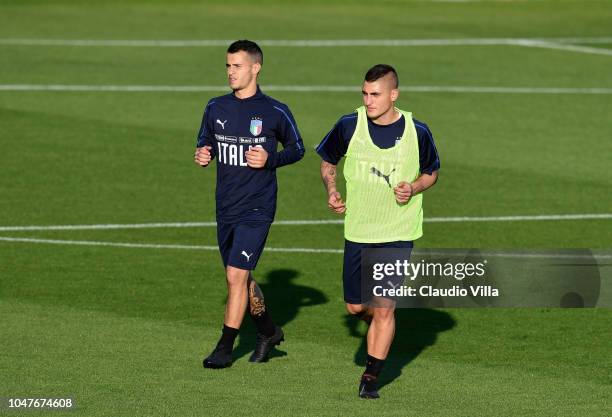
[217,216,272,271]
[343,239,413,305]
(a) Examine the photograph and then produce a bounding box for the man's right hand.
[194,146,212,167]
[328,191,346,214]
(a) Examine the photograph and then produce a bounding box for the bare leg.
[224,266,250,329]
[351,301,393,399]
[203,266,250,368]
[346,303,373,324]
[367,305,396,359]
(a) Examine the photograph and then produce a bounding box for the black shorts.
[343,239,413,305]
[217,215,272,271]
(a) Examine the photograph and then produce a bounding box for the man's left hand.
[393,181,414,204]
[245,146,268,168]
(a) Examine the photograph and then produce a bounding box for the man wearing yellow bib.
[316,64,440,399]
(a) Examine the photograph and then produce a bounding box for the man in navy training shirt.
[316,64,440,398]
[194,40,305,368]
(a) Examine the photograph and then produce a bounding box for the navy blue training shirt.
[316,112,440,174]
[197,86,305,222]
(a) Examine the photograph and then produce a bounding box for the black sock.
[364,354,385,379]
[251,310,276,337]
[217,325,239,353]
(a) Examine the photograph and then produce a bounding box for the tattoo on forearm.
[321,161,337,192]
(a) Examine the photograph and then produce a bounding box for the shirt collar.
[231,85,264,101]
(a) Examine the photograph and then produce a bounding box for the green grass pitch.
[0,1,611,416]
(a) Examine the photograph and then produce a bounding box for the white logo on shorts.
[241,251,253,261]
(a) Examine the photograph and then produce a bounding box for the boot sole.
[203,359,233,369]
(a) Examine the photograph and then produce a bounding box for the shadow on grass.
[346,308,456,390]
[233,268,328,361]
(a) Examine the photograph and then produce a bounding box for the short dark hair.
[364,64,399,88]
[227,39,263,65]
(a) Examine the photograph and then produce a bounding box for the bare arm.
[320,160,345,214]
[320,160,338,194]
[411,170,439,194]
[394,170,439,203]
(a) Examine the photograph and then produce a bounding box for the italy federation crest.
[250,119,263,136]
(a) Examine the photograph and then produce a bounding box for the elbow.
[430,170,439,186]
[296,146,306,161]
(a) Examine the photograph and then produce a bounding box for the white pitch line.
[0,84,226,92]
[0,236,610,259]
[423,250,612,260]
[425,213,612,223]
[1,37,612,47]
[0,219,344,232]
[0,236,343,254]
[516,40,612,57]
[0,214,609,232]
[1,84,612,95]
[2,37,611,57]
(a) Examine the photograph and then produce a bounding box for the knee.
[345,303,365,315]
[226,267,249,289]
[373,308,395,324]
